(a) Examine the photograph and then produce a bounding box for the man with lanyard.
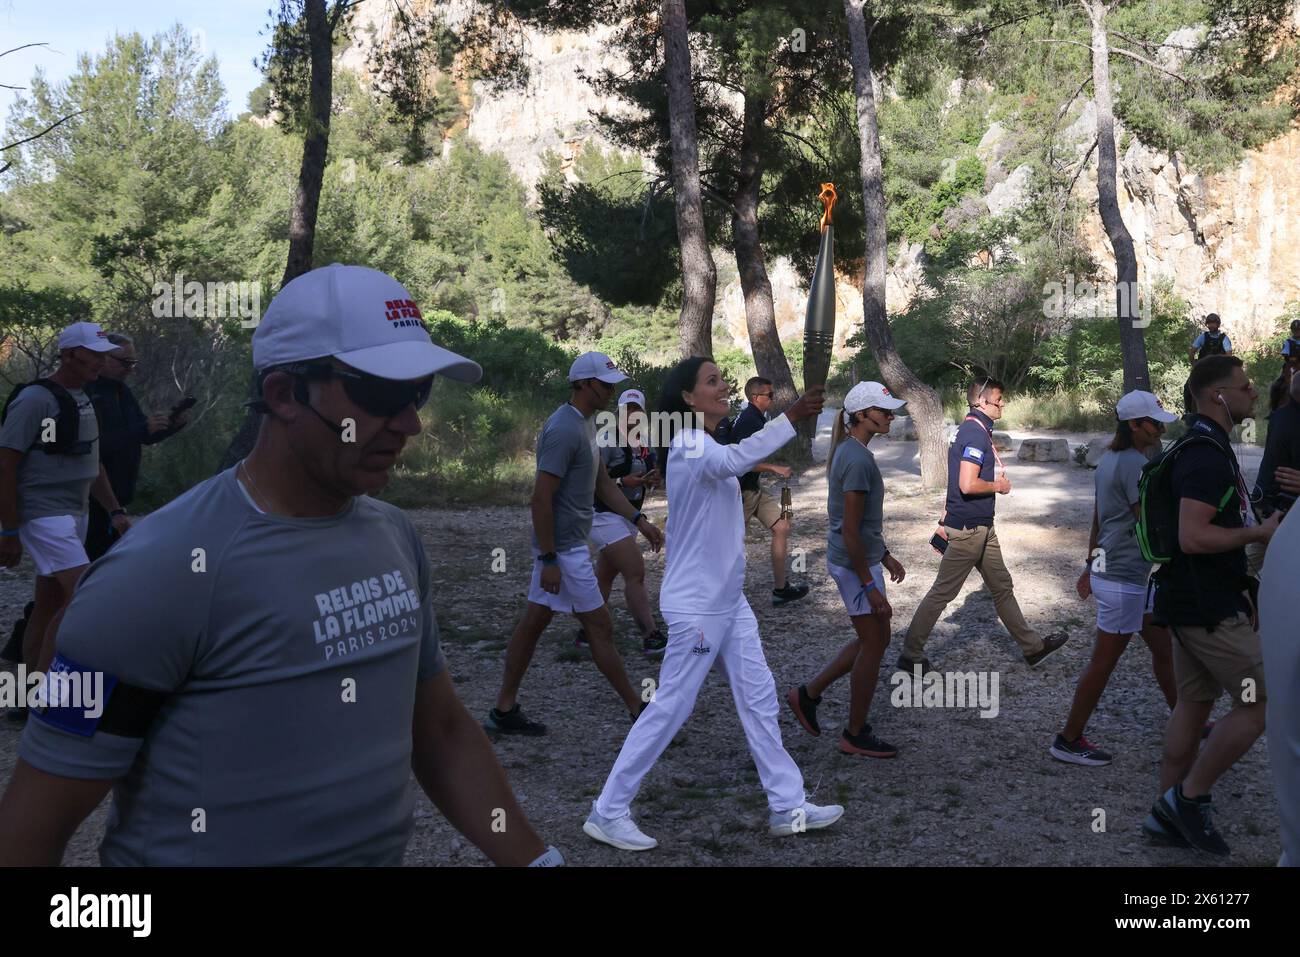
[899,377,1068,673]
[1144,355,1280,856]
[486,352,664,737]
[728,377,809,606]
[0,265,563,866]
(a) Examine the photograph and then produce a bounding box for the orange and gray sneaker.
[786,685,822,736]
[839,724,898,758]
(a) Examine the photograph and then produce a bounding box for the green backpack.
[1136,430,1238,564]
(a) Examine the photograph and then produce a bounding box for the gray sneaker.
[769,801,844,836]
[583,804,658,851]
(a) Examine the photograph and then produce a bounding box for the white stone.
[1016,438,1070,462]
[986,165,1033,217]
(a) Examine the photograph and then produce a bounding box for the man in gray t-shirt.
[0,265,559,867]
[487,352,663,738]
[827,438,886,568]
[0,322,128,676]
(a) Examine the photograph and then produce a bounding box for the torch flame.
[818,182,837,231]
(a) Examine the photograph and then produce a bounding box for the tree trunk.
[844,0,947,488]
[219,0,336,471]
[731,91,808,454]
[661,0,715,358]
[1088,2,1149,393]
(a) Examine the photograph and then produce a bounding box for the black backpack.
[1,379,92,455]
[1136,429,1238,564]
[1197,330,1227,359]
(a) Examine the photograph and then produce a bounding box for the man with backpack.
[0,323,129,684]
[1141,355,1281,855]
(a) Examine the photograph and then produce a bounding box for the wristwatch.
[537,552,558,565]
[630,510,644,525]
[110,508,127,518]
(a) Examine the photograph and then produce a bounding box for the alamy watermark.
[891,667,1000,718]
[1042,274,1152,328]
[152,273,261,328]
[594,407,709,458]
[0,664,103,718]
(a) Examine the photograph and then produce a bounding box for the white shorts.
[828,559,887,616]
[1092,576,1155,635]
[590,511,636,550]
[527,545,604,614]
[18,513,89,577]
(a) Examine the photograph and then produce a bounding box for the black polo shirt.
[728,404,767,493]
[1153,415,1254,627]
[944,408,997,528]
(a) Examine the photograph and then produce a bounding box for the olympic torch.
[802,183,837,393]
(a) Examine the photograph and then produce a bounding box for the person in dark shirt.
[728,377,808,606]
[84,334,189,560]
[1253,371,1300,514]
[900,377,1068,672]
[1144,355,1281,856]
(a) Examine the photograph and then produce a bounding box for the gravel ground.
[0,434,1281,867]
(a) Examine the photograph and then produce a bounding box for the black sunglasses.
[287,362,434,418]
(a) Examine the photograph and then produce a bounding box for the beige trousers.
[902,525,1043,660]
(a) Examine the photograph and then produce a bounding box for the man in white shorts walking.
[0,323,130,685]
[487,353,664,736]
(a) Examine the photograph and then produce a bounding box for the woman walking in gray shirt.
[786,381,908,758]
[1051,390,1179,767]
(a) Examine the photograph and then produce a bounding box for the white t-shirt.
[1260,505,1300,866]
[660,415,795,615]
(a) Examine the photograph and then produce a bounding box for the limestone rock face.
[1071,115,1300,352]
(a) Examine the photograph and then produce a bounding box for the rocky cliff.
[338,0,1300,354]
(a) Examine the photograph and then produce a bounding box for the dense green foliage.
[2,4,1297,508]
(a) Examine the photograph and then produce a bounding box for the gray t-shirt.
[827,437,886,568]
[533,403,598,551]
[1093,447,1152,586]
[0,383,100,521]
[20,468,445,866]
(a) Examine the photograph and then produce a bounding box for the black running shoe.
[895,653,934,676]
[839,725,898,758]
[1049,733,1113,766]
[1143,801,1190,848]
[643,630,667,657]
[1025,633,1069,668]
[785,685,822,737]
[484,704,548,736]
[574,628,589,649]
[1156,785,1230,856]
[772,582,810,606]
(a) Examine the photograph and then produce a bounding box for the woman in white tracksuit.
[583,357,843,851]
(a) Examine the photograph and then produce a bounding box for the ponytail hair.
[654,356,712,480]
[826,407,864,476]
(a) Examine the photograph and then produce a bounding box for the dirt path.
[0,435,1280,866]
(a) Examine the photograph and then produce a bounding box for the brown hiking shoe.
[1025,633,1069,668]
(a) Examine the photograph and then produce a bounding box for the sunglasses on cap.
[284,362,434,418]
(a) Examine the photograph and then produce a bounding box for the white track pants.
[594,601,805,818]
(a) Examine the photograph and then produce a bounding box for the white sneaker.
[583,805,658,851]
[769,801,844,836]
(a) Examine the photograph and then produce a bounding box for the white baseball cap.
[618,388,646,407]
[252,264,482,383]
[568,351,627,384]
[58,322,117,353]
[844,380,907,417]
[1116,390,1177,423]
